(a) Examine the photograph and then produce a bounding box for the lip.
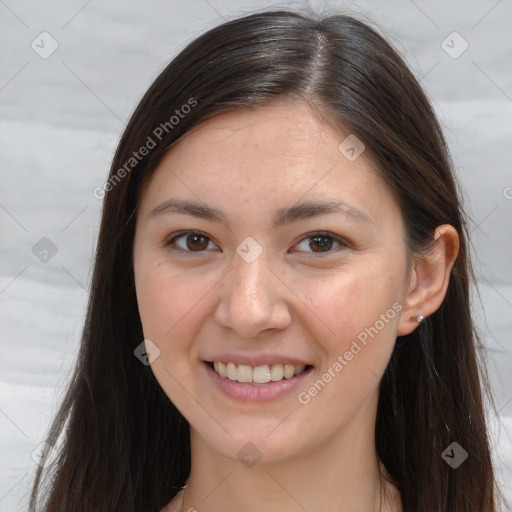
[203,353,312,367]
[204,361,314,402]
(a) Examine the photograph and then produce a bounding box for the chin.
[191,417,312,469]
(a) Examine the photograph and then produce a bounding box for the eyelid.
[292,231,349,256]
[164,230,350,256]
[165,230,218,256]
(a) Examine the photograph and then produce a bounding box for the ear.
[397,225,459,336]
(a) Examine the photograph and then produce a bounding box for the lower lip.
[204,362,314,402]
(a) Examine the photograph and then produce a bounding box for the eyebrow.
[147,198,373,227]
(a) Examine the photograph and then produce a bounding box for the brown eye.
[166,231,215,254]
[184,234,210,251]
[309,235,334,252]
[294,232,347,256]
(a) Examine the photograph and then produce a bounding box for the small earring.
[416,315,425,323]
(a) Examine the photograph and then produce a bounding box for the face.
[133,101,410,465]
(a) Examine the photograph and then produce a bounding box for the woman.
[29,8,500,512]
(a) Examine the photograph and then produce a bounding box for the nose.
[214,251,292,339]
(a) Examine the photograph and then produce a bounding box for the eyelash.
[164,230,349,257]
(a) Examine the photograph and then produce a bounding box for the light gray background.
[1,0,511,510]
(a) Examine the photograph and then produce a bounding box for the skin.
[132,101,459,512]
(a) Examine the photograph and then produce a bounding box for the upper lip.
[204,353,313,367]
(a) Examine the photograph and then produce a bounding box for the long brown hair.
[29,8,500,512]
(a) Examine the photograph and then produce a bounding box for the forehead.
[169,102,344,175]
[138,101,400,229]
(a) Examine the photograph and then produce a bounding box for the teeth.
[253,365,270,383]
[270,364,284,381]
[212,362,308,383]
[237,364,252,383]
[214,361,227,378]
[283,364,295,379]
[294,364,305,375]
[227,362,237,381]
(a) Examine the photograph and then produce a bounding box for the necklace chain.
[176,466,390,512]
[177,488,185,512]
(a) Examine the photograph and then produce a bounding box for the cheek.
[300,259,404,350]
[134,260,219,357]
[293,266,404,427]
[134,263,204,399]
[135,263,167,337]
[135,261,193,339]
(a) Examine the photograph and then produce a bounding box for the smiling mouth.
[207,361,313,384]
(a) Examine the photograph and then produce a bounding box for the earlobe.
[397,225,459,336]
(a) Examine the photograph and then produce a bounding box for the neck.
[180,395,401,512]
